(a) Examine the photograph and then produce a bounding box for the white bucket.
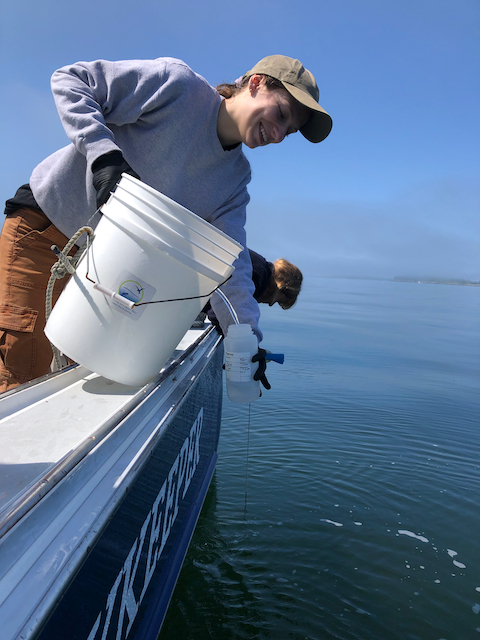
[45,179,242,386]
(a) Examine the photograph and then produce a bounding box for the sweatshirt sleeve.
[207,185,263,343]
[50,58,181,165]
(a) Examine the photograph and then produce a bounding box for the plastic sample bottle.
[224,323,260,403]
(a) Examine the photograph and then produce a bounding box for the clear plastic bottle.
[224,323,260,403]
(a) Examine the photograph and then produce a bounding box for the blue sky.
[1,0,479,280]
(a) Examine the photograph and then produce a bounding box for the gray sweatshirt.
[30,57,261,340]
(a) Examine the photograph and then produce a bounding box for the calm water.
[158,277,480,640]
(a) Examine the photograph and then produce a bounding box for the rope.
[45,226,95,370]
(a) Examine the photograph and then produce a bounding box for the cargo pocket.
[14,208,52,243]
[0,304,38,382]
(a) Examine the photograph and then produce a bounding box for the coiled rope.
[45,226,95,370]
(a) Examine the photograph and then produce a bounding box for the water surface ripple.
[159,278,480,640]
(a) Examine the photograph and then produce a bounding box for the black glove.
[252,348,271,390]
[92,151,140,209]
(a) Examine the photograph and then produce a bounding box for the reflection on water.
[159,278,480,640]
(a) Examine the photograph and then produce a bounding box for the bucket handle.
[92,282,136,309]
[78,227,233,308]
[134,274,232,306]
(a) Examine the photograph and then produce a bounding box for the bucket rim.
[101,209,235,283]
[110,189,239,262]
[118,174,243,252]
[106,193,234,271]
[114,183,240,259]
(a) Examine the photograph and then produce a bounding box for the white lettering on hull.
[87,408,203,640]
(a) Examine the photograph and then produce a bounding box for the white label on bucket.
[225,351,252,382]
[109,270,156,320]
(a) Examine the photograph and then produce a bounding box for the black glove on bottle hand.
[252,348,271,390]
[92,151,140,209]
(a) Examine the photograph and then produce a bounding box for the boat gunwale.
[0,325,218,540]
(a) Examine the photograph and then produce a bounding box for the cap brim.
[282,82,332,143]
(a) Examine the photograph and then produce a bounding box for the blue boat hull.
[33,341,223,640]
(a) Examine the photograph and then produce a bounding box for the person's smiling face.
[236,75,311,149]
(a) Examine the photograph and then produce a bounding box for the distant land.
[393,277,480,286]
[326,276,480,286]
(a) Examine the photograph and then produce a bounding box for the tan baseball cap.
[242,54,332,143]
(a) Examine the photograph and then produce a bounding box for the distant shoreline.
[324,276,480,287]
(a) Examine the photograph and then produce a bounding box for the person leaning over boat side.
[253,252,303,309]
[0,55,332,393]
[202,249,303,334]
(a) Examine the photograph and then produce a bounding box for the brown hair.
[216,75,285,99]
[272,259,303,309]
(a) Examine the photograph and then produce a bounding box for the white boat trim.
[0,324,224,640]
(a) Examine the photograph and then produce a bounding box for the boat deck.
[0,327,207,529]
[0,323,224,640]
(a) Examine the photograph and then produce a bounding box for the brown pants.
[0,208,72,392]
